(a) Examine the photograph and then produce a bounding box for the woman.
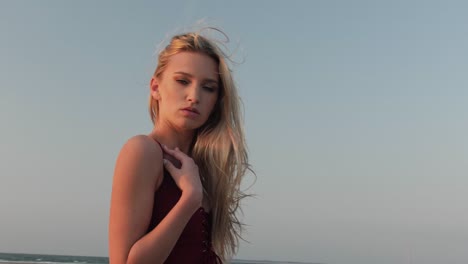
[108,29,250,264]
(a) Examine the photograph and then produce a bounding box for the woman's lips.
[181,108,200,118]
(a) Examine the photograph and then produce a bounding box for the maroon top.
[146,169,222,264]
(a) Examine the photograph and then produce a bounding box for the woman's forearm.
[126,192,202,264]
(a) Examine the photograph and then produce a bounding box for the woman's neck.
[149,125,195,154]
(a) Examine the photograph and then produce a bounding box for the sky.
[1,1,468,264]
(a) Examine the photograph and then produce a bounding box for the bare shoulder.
[113,135,163,188]
[121,134,162,158]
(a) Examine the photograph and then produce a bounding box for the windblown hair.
[149,29,251,261]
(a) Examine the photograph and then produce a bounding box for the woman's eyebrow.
[173,71,192,77]
[173,71,218,84]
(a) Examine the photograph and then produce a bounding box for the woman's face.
[151,52,220,131]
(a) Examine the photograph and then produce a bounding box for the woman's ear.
[150,77,161,100]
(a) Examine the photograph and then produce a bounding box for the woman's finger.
[162,145,188,162]
[162,159,177,175]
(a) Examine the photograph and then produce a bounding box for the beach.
[0,262,43,264]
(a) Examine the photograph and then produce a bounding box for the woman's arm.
[108,135,202,264]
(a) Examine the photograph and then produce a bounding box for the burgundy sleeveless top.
[146,169,222,264]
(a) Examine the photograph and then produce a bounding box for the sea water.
[0,252,318,264]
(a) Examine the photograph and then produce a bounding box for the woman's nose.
[187,86,200,103]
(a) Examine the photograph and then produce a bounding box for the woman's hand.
[161,145,203,205]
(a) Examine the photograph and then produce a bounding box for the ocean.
[0,252,317,264]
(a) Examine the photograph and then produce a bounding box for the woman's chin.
[175,120,204,131]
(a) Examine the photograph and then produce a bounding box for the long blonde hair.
[149,29,251,261]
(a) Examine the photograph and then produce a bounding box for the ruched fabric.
[146,170,222,264]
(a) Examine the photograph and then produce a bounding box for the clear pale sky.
[1,1,468,264]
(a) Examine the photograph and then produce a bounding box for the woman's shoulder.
[122,134,162,154]
[116,134,164,177]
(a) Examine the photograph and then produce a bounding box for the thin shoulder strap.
[149,136,164,150]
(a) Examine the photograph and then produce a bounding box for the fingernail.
[163,159,168,165]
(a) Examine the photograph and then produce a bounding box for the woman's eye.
[203,86,216,93]
[177,79,189,85]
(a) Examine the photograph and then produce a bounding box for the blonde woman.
[108,29,250,264]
